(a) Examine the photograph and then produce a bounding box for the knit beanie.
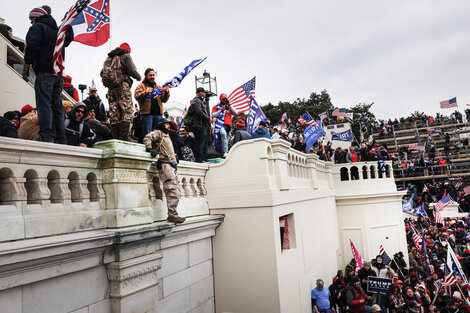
[236,118,246,129]
[29,5,51,19]
[119,42,131,53]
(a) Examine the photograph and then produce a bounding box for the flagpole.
[109,0,112,50]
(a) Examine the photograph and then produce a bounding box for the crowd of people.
[313,214,470,313]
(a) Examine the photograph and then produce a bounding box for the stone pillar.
[93,140,154,228]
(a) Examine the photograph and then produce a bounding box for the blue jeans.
[219,126,231,154]
[141,114,163,135]
[35,73,65,143]
[193,124,207,162]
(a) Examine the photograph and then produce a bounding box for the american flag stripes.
[350,239,364,273]
[408,143,425,151]
[332,108,346,117]
[281,112,287,122]
[227,77,256,113]
[298,112,317,127]
[411,227,421,248]
[464,186,470,196]
[53,0,91,76]
[379,245,392,266]
[435,193,453,211]
[434,209,444,225]
[440,97,458,109]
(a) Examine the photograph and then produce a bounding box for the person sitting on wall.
[0,111,20,138]
[18,104,40,140]
[64,102,96,147]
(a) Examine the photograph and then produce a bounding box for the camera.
[224,104,230,110]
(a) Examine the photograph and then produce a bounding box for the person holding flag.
[212,93,238,156]
[25,5,75,143]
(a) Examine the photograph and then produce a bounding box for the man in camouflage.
[144,119,185,224]
[102,42,141,141]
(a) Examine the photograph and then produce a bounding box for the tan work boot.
[167,215,186,224]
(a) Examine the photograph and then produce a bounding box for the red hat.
[219,93,228,101]
[21,104,36,115]
[236,117,246,128]
[396,280,403,284]
[120,42,131,53]
[64,75,72,83]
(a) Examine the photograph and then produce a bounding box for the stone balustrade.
[331,161,397,197]
[0,137,209,242]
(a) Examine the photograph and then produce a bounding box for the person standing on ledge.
[144,118,186,224]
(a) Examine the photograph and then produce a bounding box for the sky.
[3,0,470,120]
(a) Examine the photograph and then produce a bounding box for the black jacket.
[191,96,210,126]
[24,15,74,73]
[0,117,18,138]
[84,118,111,142]
[65,104,97,147]
[84,96,107,122]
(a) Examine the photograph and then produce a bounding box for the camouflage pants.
[108,82,133,124]
[160,163,180,217]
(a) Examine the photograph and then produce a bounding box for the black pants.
[193,124,207,162]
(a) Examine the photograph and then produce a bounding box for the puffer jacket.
[134,81,170,115]
[25,14,74,73]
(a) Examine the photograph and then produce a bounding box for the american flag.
[227,77,256,113]
[435,193,453,211]
[379,245,392,266]
[332,108,346,117]
[442,264,458,287]
[453,181,463,190]
[350,239,364,273]
[53,0,92,76]
[433,279,442,293]
[440,97,458,109]
[464,186,470,196]
[281,112,287,122]
[319,111,328,120]
[408,143,425,151]
[298,112,317,126]
[411,226,421,248]
[435,209,444,225]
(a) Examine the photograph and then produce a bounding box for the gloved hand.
[146,148,157,158]
[22,64,30,82]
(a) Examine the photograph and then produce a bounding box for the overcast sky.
[4,0,470,119]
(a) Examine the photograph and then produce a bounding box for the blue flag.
[246,97,266,134]
[331,129,354,141]
[402,198,413,212]
[146,57,207,98]
[414,204,427,217]
[315,119,326,136]
[304,125,321,152]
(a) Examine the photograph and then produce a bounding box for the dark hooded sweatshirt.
[65,103,96,147]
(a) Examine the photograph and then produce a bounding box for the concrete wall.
[207,139,341,313]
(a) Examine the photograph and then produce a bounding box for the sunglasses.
[76,110,85,114]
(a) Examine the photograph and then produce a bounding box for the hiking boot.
[167,215,186,224]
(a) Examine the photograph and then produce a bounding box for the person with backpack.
[134,68,170,136]
[64,102,96,147]
[101,42,141,141]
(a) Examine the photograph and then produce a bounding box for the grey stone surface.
[88,299,111,313]
[189,238,212,266]
[188,297,215,313]
[69,308,88,313]
[163,260,212,297]
[190,276,214,310]
[0,287,22,313]
[22,266,109,313]
[155,287,191,313]
[160,244,188,277]
[111,285,158,313]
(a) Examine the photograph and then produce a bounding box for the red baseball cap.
[21,104,36,115]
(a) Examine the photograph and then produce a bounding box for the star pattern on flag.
[75,0,90,11]
[83,0,110,32]
[242,78,256,98]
